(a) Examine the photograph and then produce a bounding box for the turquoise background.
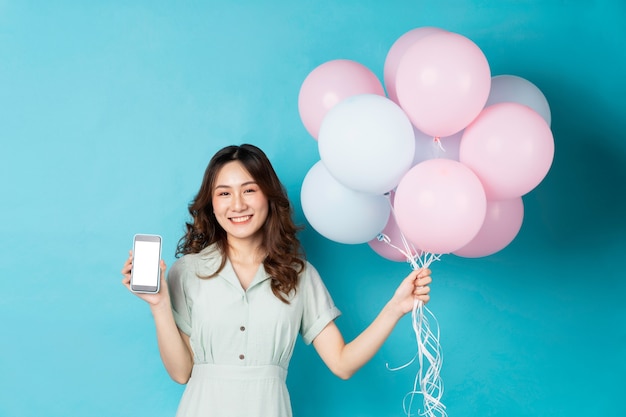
[1,1,625,416]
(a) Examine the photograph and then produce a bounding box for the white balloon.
[486,75,551,126]
[301,161,391,244]
[318,94,415,195]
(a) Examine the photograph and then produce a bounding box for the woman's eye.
[244,188,256,193]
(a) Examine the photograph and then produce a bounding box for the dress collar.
[197,244,271,292]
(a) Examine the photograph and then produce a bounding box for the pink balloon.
[368,192,422,262]
[298,60,385,139]
[394,159,487,254]
[395,31,491,137]
[453,197,524,258]
[460,102,555,200]
[383,27,447,104]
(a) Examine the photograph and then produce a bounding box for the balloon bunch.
[298,27,554,417]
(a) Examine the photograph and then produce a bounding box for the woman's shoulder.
[170,244,223,279]
[300,259,316,273]
[298,260,323,283]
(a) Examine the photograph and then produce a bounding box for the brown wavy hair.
[176,144,305,303]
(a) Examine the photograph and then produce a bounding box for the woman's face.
[212,161,269,245]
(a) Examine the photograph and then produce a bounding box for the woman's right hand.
[121,250,170,308]
[121,250,194,383]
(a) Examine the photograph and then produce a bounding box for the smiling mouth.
[230,215,252,223]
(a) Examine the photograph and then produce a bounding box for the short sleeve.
[167,256,193,335]
[299,262,341,345]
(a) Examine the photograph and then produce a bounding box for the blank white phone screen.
[133,240,160,286]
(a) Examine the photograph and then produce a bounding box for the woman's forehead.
[214,161,256,186]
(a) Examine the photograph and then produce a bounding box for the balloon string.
[383,252,446,417]
[381,199,447,417]
[403,252,446,417]
[433,136,446,153]
[375,232,421,265]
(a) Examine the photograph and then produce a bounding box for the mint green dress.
[167,245,341,417]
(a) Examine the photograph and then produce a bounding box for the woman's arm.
[121,251,194,384]
[312,268,431,380]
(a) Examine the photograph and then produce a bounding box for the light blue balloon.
[318,94,415,195]
[486,75,551,126]
[301,161,391,244]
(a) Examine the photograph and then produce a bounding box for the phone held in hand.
[130,234,162,294]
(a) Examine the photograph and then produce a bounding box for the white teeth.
[231,215,251,223]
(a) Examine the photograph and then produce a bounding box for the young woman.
[121,144,432,417]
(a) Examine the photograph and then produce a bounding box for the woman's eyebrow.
[214,181,257,189]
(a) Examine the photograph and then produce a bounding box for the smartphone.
[130,234,162,293]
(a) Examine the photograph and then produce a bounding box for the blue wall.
[1,1,624,416]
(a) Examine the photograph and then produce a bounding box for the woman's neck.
[226,236,265,266]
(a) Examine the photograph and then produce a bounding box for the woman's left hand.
[391,268,432,315]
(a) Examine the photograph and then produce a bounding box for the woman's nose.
[231,193,247,210]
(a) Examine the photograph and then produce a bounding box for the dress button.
[240,326,246,331]
[239,354,245,360]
